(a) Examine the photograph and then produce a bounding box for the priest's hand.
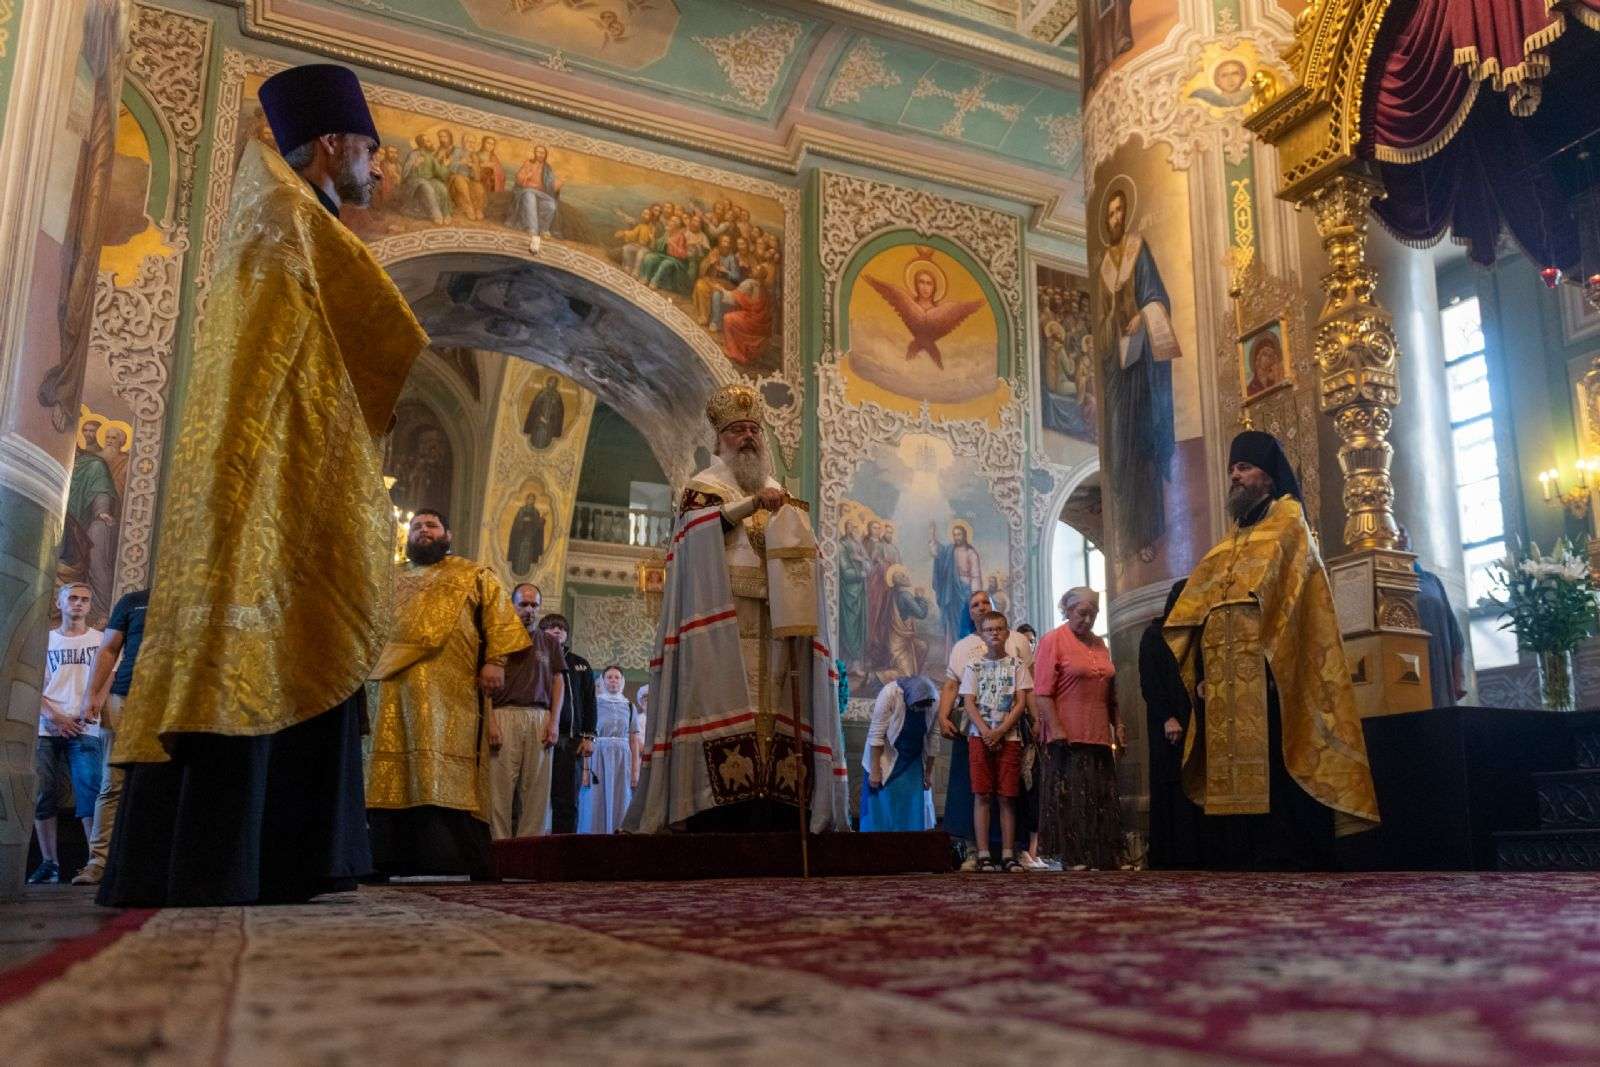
[478,663,505,695]
[1163,717,1183,744]
[756,486,785,512]
[487,709,504,750]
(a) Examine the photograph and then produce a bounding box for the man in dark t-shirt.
[71,588,149,885]
[488,583,567,838]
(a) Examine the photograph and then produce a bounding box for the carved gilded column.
[1304,171,1431,716]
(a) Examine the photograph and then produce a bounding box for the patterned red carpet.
[1,873,1597,1065]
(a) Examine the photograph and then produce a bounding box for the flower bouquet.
[1489,540,1599,710]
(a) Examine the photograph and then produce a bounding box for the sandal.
[1002,858,1026,873]
[975,857,1000,873]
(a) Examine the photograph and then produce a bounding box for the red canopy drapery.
[1361,1,1600,268]
[1368,0,1600,164]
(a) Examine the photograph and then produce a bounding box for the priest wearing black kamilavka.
[100,65,428,906]
[1164,431,1380,871]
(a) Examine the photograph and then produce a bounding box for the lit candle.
[1541,470,1553,500]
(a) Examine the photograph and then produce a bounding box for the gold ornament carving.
[1305,172,1400,552]
[1244,0,1394,199]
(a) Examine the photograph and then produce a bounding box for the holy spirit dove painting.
[843,242,1002,407]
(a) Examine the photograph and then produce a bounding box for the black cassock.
[1140,614,1202,869]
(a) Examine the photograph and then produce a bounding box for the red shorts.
[968,737,1022,798]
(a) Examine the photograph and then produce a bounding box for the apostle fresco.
[1095,177,1179,565]
[837,519,869,676]
[1189,59,1254,110]
[523,374,566,449]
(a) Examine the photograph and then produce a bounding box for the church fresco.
[1088,143,1208,591]
[1079,0,1180,95]
[385,399,456,521]
[836,434,1011,700]
[314,0,818,119]
[55,101,176,625]
[520,372,582,451]
[236,72,787,376]
[840,239,1010,418]
[1036,264,1095,444]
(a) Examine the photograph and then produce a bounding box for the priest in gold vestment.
[367,510,530,879]
[1164,431,1379,870]
[101,66,428,907]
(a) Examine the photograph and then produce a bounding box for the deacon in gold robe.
[367,510,530,880]
[100,66,428,907]
[1164,431,1379,870]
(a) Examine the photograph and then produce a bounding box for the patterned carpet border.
[0,908,155,1007]
[424,872,1600,1067]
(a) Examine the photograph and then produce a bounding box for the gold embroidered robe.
[367,556,530,821]
[116,142,428,763]
[1164,496,1380,835]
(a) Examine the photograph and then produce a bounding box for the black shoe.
[27,860,60,884]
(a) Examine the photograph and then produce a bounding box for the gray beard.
[1227,484,1269,524]
[723,447,770,495]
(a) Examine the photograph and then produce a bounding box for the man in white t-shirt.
[936,588,1033,869]
[30,583,103,885]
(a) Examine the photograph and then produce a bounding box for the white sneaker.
[529,233,542,254]
[959,853,979,872]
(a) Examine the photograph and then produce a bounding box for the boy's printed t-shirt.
[959,656,1032,740]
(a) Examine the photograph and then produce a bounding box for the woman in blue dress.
[860,675,939,831]
[579,666,640,834]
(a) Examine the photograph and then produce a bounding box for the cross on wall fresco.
[910,71,1024,140]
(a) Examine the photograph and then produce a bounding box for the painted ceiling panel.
[317,0,825,120]
[817,34,1080,176]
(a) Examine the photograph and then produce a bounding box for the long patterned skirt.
[1040,741,1123,870]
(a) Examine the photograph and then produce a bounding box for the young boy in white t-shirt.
[30,583,103,884]
[959,611,1032,872]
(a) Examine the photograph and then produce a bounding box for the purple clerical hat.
[257,64,379,154]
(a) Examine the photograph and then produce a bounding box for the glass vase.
[1536,649,1577,712]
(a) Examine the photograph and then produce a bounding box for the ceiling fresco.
[242,0,1084,230]
[815,33,1081,173]
[318,0,824,120]
[393,256,715,485]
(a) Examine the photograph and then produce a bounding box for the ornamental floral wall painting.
[839,239,1010,420]
[836,434,1011,700]
[234,73,787,375]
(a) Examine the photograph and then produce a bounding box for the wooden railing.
[570,501,673,548]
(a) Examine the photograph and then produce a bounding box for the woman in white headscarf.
[860,676,939,832]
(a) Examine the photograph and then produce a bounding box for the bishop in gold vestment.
[367,512,529,880]
[101,66,428,907]
[1164,432,1379,870]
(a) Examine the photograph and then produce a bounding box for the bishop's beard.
[406,538,450,566]
[723,445,771,495]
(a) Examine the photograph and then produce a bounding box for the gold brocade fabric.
[367,556,530,820]
[115,143,428,764]
[1197,601,1271,814]
[1164,496,1380,834]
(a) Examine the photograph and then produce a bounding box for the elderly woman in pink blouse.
[1032,587,1124,870]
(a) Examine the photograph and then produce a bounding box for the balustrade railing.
[570,501,673,548]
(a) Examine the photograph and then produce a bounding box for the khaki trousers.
[488,705,553,840]
[86,694,125,871]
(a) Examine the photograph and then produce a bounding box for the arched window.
[1051,520,1108,636]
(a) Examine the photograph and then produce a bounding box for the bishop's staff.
[766,498,822,879]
